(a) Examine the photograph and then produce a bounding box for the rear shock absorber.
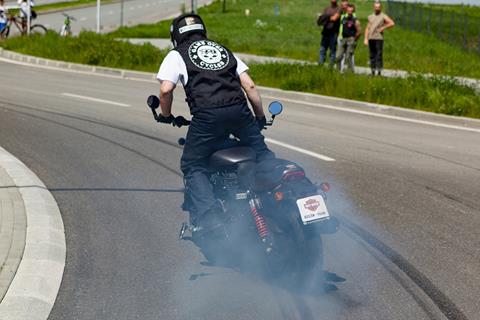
[248,198,272,253]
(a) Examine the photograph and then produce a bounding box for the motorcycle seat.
[209,147,256,168]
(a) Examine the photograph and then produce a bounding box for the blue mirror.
[268,101,283,116]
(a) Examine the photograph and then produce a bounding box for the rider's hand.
[157,114,174,124]
[255,116,267,130]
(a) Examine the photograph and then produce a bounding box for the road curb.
[1,47,480,129]
[0,147,65,320]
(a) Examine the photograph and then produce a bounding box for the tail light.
[319,182,330,192]
[281,169,305,182]
[282,170,305,181]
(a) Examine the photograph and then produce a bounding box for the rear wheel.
[290,214,324,285]
[30,24,47,35]
[264,211,324,287]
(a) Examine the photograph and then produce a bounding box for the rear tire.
[264,211,324,288]
[288,212,325,288]
[30,24,47,35]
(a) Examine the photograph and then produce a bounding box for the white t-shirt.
[156,50,249,86]
[0,6,8,24]
[18,0,34,18]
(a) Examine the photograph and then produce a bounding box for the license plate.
[296,195,330,224]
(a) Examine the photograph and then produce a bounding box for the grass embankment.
[111,0,480,79]
[0,31,165,71]
[387,1,480,52]
[2,31,480,118]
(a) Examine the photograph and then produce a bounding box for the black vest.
[175,38,246,114]
[342,15,357,38]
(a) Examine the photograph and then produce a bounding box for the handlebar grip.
[173,116,191,128]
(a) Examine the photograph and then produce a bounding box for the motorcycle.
[147,95,339,285]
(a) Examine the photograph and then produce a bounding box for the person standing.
[317,0,341,66]
[364,1,394,76]
[18,0,35,34]
[0,0,8,36]
[336,4,361,72]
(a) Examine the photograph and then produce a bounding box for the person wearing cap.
[156,14,274,231]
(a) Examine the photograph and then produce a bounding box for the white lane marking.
[262,95,480,134]
[80,17,87,21]
[61,93,130,107]
[265,138,336,162]
[108,10,114,15]
[7,54,477,135]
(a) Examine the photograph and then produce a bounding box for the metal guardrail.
[386,0,480,54]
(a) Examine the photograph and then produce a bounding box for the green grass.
[249,63,480,118]
[387,1,480,52]
[110,0,480,79]
[2,31,479,118]
[0,31,167,71]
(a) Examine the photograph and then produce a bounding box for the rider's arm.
[156,51,185,117]
[159,80,175,117]
[239,72,265,118]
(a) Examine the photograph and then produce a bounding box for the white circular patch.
[188,40,229,71]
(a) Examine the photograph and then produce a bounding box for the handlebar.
[146,95,191,127]
[146,94,277,130]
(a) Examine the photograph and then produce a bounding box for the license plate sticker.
[296,195,329,224]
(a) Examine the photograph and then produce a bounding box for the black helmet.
[170,14,207,47]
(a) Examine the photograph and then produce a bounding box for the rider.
[156,13,274,230]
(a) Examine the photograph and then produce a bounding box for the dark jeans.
[319,33,338,65]
[181,101,274,218]
[368,39,384,71]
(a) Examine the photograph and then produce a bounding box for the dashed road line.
[61,93,130,107]
[265,138,336,162]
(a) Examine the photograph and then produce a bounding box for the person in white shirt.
[0,0,8,34]
[156,13,274,232]
[18,0,34,33]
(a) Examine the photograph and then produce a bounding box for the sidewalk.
[0,167,26,303]
[123,38,480,91]
[0,146,65,320]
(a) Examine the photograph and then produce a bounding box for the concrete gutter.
[0,147,66,320]
[1,47,480,131]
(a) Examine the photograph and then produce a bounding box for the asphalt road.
[0,60,479,320]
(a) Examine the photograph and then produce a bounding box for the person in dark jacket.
[317,0,342,66]
[156,14,274,230]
